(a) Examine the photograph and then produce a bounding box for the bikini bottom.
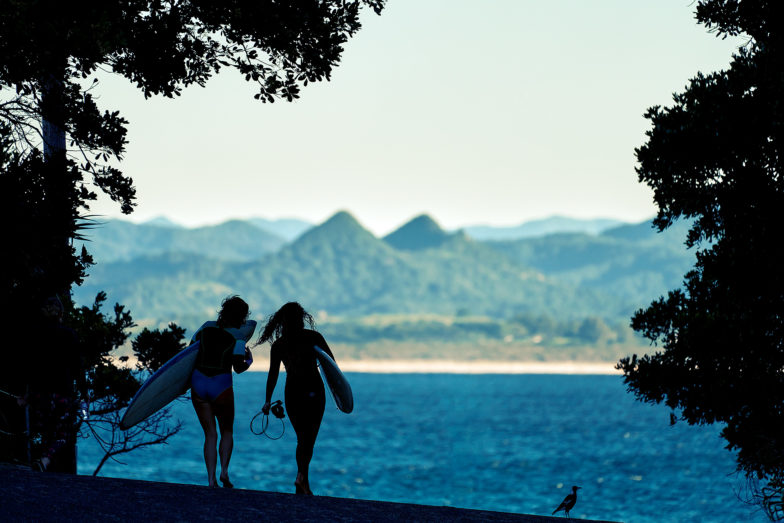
[191,369,232,402]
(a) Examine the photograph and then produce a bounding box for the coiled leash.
[250,400,285,440]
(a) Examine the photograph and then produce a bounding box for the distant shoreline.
[113,356,621,374]
[248,359,621,375]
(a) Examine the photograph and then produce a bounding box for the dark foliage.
[617,1,784,518]
[1,1,384,471]
[69,293,187,476]
[0,126,91,320]
[0,0,385,215]
[133,323,187,373]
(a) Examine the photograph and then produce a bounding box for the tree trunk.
[39,70,78,474]
[41,73,66,161]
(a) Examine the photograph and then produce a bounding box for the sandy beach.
[113,354,620,374]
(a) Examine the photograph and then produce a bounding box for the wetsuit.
[270,329,332,472]
[190,325,246,401]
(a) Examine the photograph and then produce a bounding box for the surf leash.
[250,400,285,440]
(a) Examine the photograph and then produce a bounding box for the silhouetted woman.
[190,295,253,488]
[260,302,335,495]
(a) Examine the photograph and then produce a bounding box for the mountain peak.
[384,214,450,251]
[408,214,444,231]
[322,210,363,229]
[309,210,375,237]
[293,210,376,245]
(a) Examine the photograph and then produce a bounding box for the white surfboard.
[314,345,353,413]
[119,342,199,430]
[120,320,257,430]
[197,320,256,343]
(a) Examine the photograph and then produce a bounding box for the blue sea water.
[78,373,766,522]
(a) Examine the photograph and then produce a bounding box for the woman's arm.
[316,332,336,361]
[232,339,252,374]
[232,348,252,374]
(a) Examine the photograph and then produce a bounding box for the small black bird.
[552,485,581,518]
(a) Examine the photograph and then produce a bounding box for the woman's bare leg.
[192,393,218,487]
[288,394,323,495]
[214,388,235,487]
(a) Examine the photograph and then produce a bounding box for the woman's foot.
[220,475,233,488]
[294,473,313,495]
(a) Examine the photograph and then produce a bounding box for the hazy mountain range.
[78,219,286,263]
[132,214,626,242]
[462,216,625,240]
[73,212,697,336]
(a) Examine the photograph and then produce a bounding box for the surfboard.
[314,345,353,413]
[120,320,257,430]
[119,341,199,430]
[196,319,256,343]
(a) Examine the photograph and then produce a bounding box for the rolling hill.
[483,219,697,314]
[74,212,644,324]
[462,215,625,240]
[75,218,286,263]
[71,212,700,357]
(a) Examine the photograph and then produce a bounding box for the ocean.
[78,373,766,522]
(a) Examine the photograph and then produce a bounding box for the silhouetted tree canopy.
[617,0,784,518]
[0,0,383,471]
[0,0,384,214]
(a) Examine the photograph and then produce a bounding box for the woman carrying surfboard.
[190,295,254,488]
[259,302,335,495]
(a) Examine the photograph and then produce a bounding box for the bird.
[552,485,581,518]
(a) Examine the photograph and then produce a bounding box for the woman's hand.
[261,401,271,415]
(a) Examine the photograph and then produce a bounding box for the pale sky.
[87,0,744,236]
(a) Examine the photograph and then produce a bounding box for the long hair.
[259,301,314,345]
[216,295,249,328]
